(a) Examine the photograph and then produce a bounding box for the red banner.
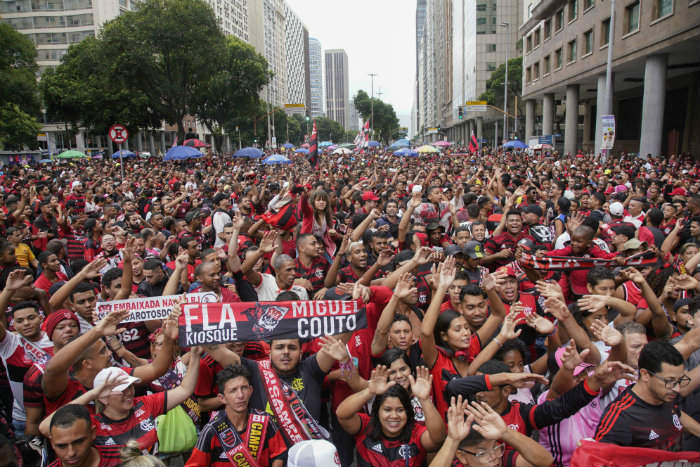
[571,440,700,467]
[177,300,366,347]
[518,251,658,271]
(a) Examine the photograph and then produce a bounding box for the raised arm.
[162,253,188,296]
[546,297,601,364]
[325,232,350,288]
[421,257,456,368]
[627,267,672,338]
[165,346,202,410]
[398,193,421,245]
[411,366,446,450]
[0,270,34,341]
[49,258,107,310]
[371,274,414,357]
[476,270,507,343]
[350,209,380,242]
[336,366,394,436]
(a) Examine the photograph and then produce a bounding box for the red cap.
[361,191,379,201]
[670,187,687,197]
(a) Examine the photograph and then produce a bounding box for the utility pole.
[369,73,377,139]
[500,22,510,142]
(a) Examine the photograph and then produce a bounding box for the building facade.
[325,49,350,129]
[203,0,250,42]
[520,0,700,156]
[284,3,310,112]
[308,37,324,117]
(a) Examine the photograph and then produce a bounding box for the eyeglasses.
[458,442,505,459]
[648,371,691,389]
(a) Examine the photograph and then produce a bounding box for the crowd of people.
[0,146,698,467]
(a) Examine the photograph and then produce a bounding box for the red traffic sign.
[109,124,129,144]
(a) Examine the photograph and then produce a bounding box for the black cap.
[185,209,203,223]
[611,224,635,239]
[523,204,543,217]
[445,244,465,257]
[426,222,444,232]
[464,241,485,259]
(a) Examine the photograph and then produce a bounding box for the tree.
[353,90,400,143]
[479,57,524,129]
[195,36,270,152]
[0,23,41,149]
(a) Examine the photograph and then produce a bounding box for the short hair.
[573,225,595,241]
[377,348,411,368]
[638,341,683,374]
[616,320,646,336]
[179,236,195,249]
[272,254,294,271]
[506,208,522,219]
[216,364,252,391]
[102,268,122,289]
[586,266,615,287]
[11,301,40,315]
[646,208,663,227]
[143,258,163,271]
[478,360,511,375]
[37,251,55,266]
[46,239,65,256]
[467,203,480,218]
[495,338,530,364]
[50,404,92,431]
[200,248,216,260]
[557,197,571,214]
[391,313,412,328]
[69,281,95,301]
[460,284,486,301]
[296,233,315,247]
[275,291,300,301]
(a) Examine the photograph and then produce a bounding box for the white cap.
[93,367,141,393]
[287,440,341,467]
[563,190,575,200]
[609,202,625,217]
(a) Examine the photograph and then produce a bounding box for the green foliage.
[353,90,400,143]
[478,57,523,116]
[0,23,41,149]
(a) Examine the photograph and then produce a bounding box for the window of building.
[555,9,564,30]
[526,35,532,52]
[534,62,540,79]
[601,17,610,46]
[544,55,551,74]
[487,62,497,71]
[544,19,552,39]
[526,66,532,83]
[477,17,487,24]
[584,0,595,10]
[583,29,593,54]
[568,0,578,21]
[534,28,541,46]
[568,39,577,62]
[555,47,563,68]
[624,0,640,34]
[486,43,497,52]
[653,0,673,19]
[477,3,487,11]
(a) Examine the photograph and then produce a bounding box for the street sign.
[538,135,553,145]
[427,128,438,135]
[465,100,488,112]
[109,124,129,144]
[284,103,305,108]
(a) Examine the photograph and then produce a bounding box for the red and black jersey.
[185,410,287,467]
[427,342,481,418]
[23,362,45,409]
[93,392,167,452]
[338,264,361,283]
[195,353,223,400]
[355,412,427,467]
[413,263,433,310]
[46,444,121,467]
[595,387,682,449]
[484,231,534,270]
[295,256,330,293]
[117,321,151,359]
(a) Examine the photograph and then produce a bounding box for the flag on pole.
[468,130,479,154]
[363,120,370,146]
[307,120,319,169]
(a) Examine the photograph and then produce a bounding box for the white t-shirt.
[255,273,309,301]
[212,211,232,247]
[0,331,52,422]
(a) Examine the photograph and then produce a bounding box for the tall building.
[203,0,250,42]
[413,0,427,135]
[284,3,310,112]
[308,37,324,117]
[0,0,137,73]
[259,0,286,108]
[348,100,360,132]
[325,49,350,129]
[520,0,699,157]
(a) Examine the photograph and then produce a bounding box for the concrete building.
[348,100,360,132]
[308,37,324,117]
[520,0,700,156]
[203,0,250,43]
[260,0,286,108]
[325,49,350,129]
[284,3,310,113]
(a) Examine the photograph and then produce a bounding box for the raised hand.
[408,366,433,400]
[231,211,245,230]
[447,395,474,441]
[560,338,590,371]
[377,249,395,267]
[482,269,506,292]
[438,256,457,289]
[4,269,33,291]
[394,273,418,300]
[498,311,522,341]
[319,336,348,362]
[95,309,130,337]
[466,401,507,440]
[577,295,608,314]
[93,373,129,401]
[524,309,555,335]
[672,273,699,290]
[592,360,637,387]
[368,365,396,396]
[590,319,622,347]
[121,237,136,262]
[259,230,278,253]
[82,257,108,279]
[175,252,189,269]
[413,246,433,265]
[544,297,571,321]
[338,232,353,256]
[536,280,565,302]
[506,372,549,387]
[352,282,371,303]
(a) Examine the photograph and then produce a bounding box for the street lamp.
[499,22,510,142]
[305,115,310,141]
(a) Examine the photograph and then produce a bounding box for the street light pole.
[369,73,377,139]
[500,22,510,142]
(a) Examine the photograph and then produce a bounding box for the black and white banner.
[96,292,218,323]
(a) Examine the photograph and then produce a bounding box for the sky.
[286,0,417,131]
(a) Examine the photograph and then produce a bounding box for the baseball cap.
[426,222,444,232]
[464,241,485,259]
[185,209,205,223]
[497,265,518,277]
[361,191,379,201]
[670,187,687,197]
[288,440,341,467]
[445,244,465,257]
[609,202,625,217]
[523,204,543,217]
[621,239,645,252]
[555,346,594,377]
[93,367,141,392]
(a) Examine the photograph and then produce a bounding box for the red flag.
[308,120,318,168]
[468,130,479,154]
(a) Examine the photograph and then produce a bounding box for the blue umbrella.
[39,159,53,163]
[319,141,333,147]
[164,146,202,161]
[282,143,294,149]
[233,147,263,158]
[295,148,309,154]
[503,140,528,149]
[367,141,380,147]
[390,138,410,148]
[112,150,136,159]
[262,154,293,165]
[393,148,418,157]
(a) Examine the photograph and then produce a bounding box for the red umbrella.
[183,138,211,148]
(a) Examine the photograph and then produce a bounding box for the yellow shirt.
[14,243,35,268]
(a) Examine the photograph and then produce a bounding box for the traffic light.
[458,106,463,120]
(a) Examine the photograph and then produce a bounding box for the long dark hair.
[377,348,411,370]
[368,385,415,444]
[435,309,462,349]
